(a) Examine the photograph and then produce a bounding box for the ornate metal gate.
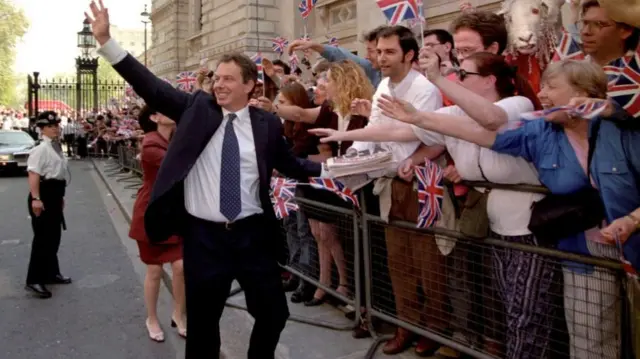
[26,60,126,119]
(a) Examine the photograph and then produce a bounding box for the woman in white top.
[312,52,558,359]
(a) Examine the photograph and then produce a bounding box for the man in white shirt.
[349,26,447,356]
[86,2,325,358]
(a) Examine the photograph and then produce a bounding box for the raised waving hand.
[84,0,111,46]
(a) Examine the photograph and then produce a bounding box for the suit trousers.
[26,183,65,284]
[183,214,289,359]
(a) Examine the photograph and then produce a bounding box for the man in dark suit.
[86,2,324,358]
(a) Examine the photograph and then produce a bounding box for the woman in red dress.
[128,106,186,342]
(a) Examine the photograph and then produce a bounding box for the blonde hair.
[327,60,374,116]
[542,59,608,99]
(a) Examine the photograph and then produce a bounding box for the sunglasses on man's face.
[454,68,482,81]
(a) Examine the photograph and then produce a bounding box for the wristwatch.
[32,197,41,202]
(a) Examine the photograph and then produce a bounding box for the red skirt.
[136,240,183,265]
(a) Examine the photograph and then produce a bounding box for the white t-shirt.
[351,69,442,171]
[412,96,544,236]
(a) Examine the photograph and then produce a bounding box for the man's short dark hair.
[423,29,454,47]
[377,25,420,62]
[450,11,508,54]
[362,25,388,42]
[581,0,640,52]
[272,59,291,75]
[217,53,258,84]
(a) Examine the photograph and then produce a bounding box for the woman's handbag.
[528,119,606,246]
[528,187,606,246]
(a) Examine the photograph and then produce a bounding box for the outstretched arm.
[310,123,418,143]
[86,0,190,123]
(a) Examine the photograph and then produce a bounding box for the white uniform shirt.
[350,69,442,170]
[184,107,263,222]
[412,96,544,236]
[27,136,68,180]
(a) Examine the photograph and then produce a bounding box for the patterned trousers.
[492,233,559,359]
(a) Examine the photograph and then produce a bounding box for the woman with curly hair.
[257,60,374,306]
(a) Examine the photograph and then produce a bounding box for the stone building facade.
[147,0,505,80]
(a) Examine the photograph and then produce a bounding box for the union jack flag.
[270,177,298,201]
[308,177,359,207]
[407,0,424,27]
[272,197,299,219]
[298,0,317,19]
[414,159,444,228]
[552,30,585,62]
[604,51,640,118]
[376,0,420,25]
[272,36,289,54]
[328,37,339,47]
[251,52,264,83]
[289,53,299,71]
[520,101,607,120]
[175,71,197,92]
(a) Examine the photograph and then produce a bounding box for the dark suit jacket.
[110,54,322,246]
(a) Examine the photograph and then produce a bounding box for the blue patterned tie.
[219,113,241,221]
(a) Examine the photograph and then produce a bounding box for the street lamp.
[141,4,151,67]
[76,19,99,114]
[77,18,96,58]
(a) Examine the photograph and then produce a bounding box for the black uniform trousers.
[26,179,65,285]
[183,214,289,359]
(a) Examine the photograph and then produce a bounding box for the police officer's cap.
[35,111,61,128]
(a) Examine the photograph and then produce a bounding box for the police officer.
[25,111,71,299]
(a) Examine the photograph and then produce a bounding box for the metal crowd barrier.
[103,142,637,358]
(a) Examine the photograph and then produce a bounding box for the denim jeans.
[284,209,318,279]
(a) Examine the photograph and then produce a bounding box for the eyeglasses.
[577,19,615,32]
[454,68,482,81]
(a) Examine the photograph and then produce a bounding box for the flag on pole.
[175,71,197,92]
[289,54,300,71]
[251,52,264,83]
[519,101,607,120]
[298,0,317,19]
[414,159,444,228]
[376,0,421,25]
[308,177,359,207]
[272,36,289,54]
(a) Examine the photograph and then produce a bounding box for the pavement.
[0,158,429,359]
[0,161,182,359]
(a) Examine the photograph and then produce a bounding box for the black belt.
[191,213,264,232]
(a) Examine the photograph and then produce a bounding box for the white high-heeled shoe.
[171,317,187,338]
[145,318,165,342]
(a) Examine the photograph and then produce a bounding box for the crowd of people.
[30,0,639,358]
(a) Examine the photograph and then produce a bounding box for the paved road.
[0,162,183,359]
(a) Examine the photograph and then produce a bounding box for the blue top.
[320,45,382,88]
[491,113,640,272]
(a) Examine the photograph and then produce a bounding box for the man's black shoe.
[25,284,52,298]
[48,274,72,284]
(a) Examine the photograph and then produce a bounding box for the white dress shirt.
[27,136,68,180]
[184,107,263,222]
[350,69,442,171]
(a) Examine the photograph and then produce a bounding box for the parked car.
[0,130,36,174]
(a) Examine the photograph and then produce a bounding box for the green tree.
[0,0,29,107]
